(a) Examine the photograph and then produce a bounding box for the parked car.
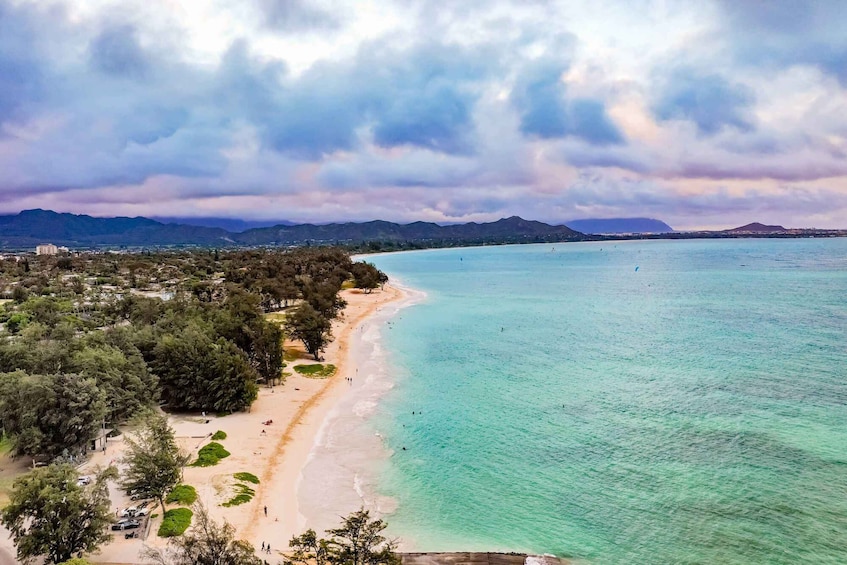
[119,505,142,518]
[111,519,141,531]
[76,476,92,486]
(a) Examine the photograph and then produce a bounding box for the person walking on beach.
[264,505,268,517]
[261,542,265,552]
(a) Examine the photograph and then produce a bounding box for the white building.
[36,243,58,256]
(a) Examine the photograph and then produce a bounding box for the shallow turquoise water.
[368,238,847,564]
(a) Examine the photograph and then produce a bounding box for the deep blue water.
[368,238,847,564]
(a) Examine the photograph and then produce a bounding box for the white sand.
[22,284,411,564]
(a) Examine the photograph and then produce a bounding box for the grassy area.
[0,476,15,509]
[294,363,337,378]
[284,348,308,362]
[233,472,260,484]
[222,483,256,507]
[211,430,227,441]
[264,312,287,324]
[0,435,11,455]
[341,279,356,290]
[158,507,193,537]
[165,484,198,506]
[191,442,230,467]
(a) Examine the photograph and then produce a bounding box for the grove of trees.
[0,247,387,460]
[0,464,117,564]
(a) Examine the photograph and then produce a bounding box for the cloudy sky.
[2,0,846,229]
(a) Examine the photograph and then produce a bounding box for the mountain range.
[0,210,585,249]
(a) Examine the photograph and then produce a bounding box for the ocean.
[302,238,847,564]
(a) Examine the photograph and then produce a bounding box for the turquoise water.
[368,239,847,564]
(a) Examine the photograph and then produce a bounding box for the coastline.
[243,282,417,550]
[69,283,413,564]
[295,278,426,542]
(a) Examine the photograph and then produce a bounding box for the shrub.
[222,483,255,507]
[211,430,227,441]
[191,442,230,467]
[233,472,260,484]
[166,484,198,506]
[293,363,337,378]
[158,508,193,537]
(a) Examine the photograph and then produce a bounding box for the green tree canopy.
[143,503,262,565]
[120,413,187,514]
[0,371,106,458]
[290,509,399,565]
[350,262,388,293]
[0,464,116,564]
[285,303,333,361]
[151,326,258,412]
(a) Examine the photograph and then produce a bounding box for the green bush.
[233,472,260,484]
[211,430,227,441]
[293,363,337,378]
[165,484,198,505]
[191,442,230,467]
[222,483,255,507]
[158,507,193,537]
[58,559,92,565]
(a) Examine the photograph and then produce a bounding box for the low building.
[36,243,58,255]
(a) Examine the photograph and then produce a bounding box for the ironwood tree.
[143,504,262,565]
[0,464,116,564]
[120,413,187,515]
[284,303,333,361]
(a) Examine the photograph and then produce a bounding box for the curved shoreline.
[295,279,426,539]
[244,283,411,548]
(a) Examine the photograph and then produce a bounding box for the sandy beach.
[59,284,408,563]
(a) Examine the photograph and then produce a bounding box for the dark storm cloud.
[215,40,490,158]
[654,68,755,135]
[715,0,847,83]
[89,25,150,78]
[511,59,624,145]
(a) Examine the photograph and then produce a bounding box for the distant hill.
[564,218,674,234]
[0,210,586,249]
[235,216,585,246]
[0,209,232,247]
[150,216,296,232]
[725,222,786,233]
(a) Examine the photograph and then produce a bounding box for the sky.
[1,0,846,229]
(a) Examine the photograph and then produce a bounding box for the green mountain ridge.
[0,210,585,249]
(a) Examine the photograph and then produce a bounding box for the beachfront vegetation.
[350,261,389,293]
[165,484,198,506]
[285,303,333,360]
[120,414,187,514]
[0,248,386,462]
[233,472,260,484]
[191,442,230,467]
[58,559,93,565]
[210,430,227,440]
[144,504,262,565]
[294,363,337,378]
[221,482,255,507]
[0,464,116,564]
[158,507,193,537]
[0,371,106,458]
[290,509,399,565]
